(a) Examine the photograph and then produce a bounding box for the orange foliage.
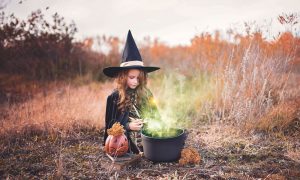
[255,98,300,133]
[142,30,299,75]
[178,147,201,166]
[276,32,296,55]
[107,122,125,136]
[1,10,299,80]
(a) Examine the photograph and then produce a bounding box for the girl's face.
[127,69,140,89]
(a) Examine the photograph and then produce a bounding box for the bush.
[0,10,107,81]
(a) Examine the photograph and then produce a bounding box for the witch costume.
[103,30,160,154]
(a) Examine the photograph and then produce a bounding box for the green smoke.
[141,71,216,138]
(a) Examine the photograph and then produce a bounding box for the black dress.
[103,88,160,154]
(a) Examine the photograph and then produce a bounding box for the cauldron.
[141,128,186,162]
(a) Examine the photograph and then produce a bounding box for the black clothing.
[103,88,160,154]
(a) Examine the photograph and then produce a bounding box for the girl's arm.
[103,94,113,145]
[104,91,132,145]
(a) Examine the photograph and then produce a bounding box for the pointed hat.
[103,30,160,78]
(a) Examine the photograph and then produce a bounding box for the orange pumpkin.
[105,134,129,157]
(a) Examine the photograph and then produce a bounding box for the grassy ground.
[0,74,299,179]
[0,123,299,179]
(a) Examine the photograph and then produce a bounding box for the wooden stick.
[106,153,115,162]
[133,104,141,118]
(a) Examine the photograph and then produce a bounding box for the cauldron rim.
[141,128,185,140]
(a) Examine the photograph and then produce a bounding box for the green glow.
[142,119,180,138]
[141,72,216,138]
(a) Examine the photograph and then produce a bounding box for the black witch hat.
[103,30,160,78]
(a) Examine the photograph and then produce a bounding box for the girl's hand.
[129,118,143,131]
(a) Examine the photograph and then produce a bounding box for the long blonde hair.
[115,69,148,112]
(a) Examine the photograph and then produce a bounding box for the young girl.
[103,30,160,154]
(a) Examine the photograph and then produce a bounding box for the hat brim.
[103,66,160,78]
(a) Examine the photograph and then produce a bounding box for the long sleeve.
[103,91,131,145]
[103,94,113,145]
[103,89,154,154]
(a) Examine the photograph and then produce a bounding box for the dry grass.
[253,98,300,134]
[285,148,300,163]
[194,124,256,150]
[147,40,300,136]
[0,81,113,139]
[216,43,294,126]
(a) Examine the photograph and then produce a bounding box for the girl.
[103,30,160,154]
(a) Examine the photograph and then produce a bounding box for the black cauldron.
[141,128,186,162]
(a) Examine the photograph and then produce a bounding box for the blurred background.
[0,0,300,139]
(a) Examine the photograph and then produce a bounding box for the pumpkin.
[105,134,129,157]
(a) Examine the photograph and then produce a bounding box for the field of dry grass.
[0,78,113,138]
[1,41,300,179]
[0,72,299,179]
[1,11,300,179]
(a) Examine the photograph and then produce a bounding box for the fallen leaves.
[179,147,201,166]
